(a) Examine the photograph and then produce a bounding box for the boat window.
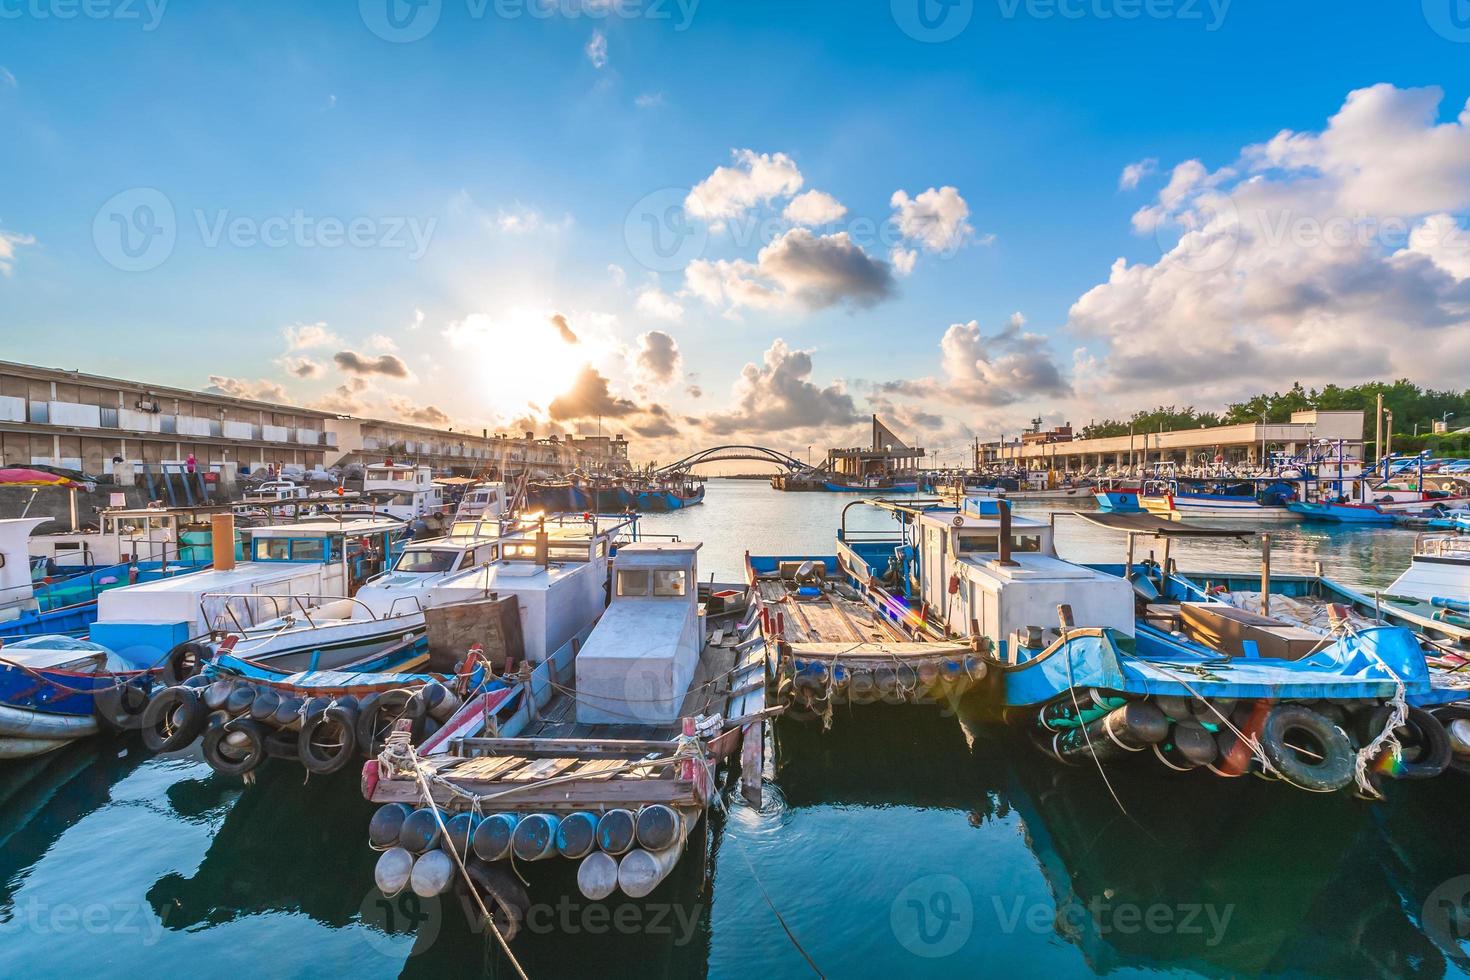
[255,538,291,561]
[653,569,687,597]
[1011,534,1043,553]
[292,538,326,562]
[956,534,1000,554]
[395,549,457,573]
[617,569,650,596]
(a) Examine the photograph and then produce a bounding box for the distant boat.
[1286,500,1396,524]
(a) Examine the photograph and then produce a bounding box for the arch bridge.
[653,445,817,476]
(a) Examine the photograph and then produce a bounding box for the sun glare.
[446,311,594,420]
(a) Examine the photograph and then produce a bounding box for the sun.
[445,310,597,420]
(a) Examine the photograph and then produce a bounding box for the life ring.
[140,686,208,753]
[299,705,359,774]
[202,718,269,776]
[94,677,153,733]
[1259,704,1355,793]
[1357,705,1451,780]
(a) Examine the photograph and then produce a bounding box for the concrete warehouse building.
[0,360,630,479]
[982,410,1366,472]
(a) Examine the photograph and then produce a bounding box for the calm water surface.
[5,480,1468,978]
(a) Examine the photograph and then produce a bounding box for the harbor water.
[4,480,1469,978]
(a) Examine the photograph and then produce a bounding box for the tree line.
[1077,381,1470,454]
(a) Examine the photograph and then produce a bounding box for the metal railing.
[198,591,424,636]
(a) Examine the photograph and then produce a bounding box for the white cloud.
[879,313,1069,407]
[703,339,861,436]
[634,330,682,385]
[607,263,627,287]
[685,229,895,312]
[0,227,35,276]
[1119,158,1158,190]
[495,205,573,235]
[634,92,665,109]
[1068,83,1470,398]
[890,186,976,253]
[685,149,804,229]
[635,286,684,321]
[0,67,16,89]
[890,247,918,277]
[586,30,608,69]
[283,322,342,351]
[367,333,398,352]
[783,189,847,227]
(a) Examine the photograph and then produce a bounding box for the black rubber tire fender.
[356,689,424,755]
[202,718,269,776]
[1259,704,1356,793]
[94,676,154,733]
[299,706,359,774]
[464,860,531,943]
[1360,705,1452,780]
[1432,705,1470,775]
[161,642,209,687]
[141,686,208,753]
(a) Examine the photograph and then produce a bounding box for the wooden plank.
[503,757,581,782]
[455,736,677,758]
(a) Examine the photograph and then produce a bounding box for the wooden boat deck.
[373,619,765,812]
[755,578,905,646]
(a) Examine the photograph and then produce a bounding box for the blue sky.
[2,1,1469,463]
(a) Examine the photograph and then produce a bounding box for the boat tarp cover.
[1070,511,1251,538]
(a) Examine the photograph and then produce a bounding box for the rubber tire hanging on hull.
[202,718,269,776]
[1259,704,1355,793]
[1358,705,1452,780]
[299,706,359,774]
[140,686,207,752]
[464,860,531,943]
[94,678,152,733]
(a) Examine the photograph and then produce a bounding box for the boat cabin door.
[920,521,950,616]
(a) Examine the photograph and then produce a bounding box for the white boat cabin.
[0,518,49,621]
[1386,532,1470,605]
[363,463,444,522]
[576,541,703,725]
[90,518,403,649]
[453,481,508,521]
[422,518,630,664]
[29,505,231,570]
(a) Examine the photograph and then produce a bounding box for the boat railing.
[199,591,420,636]
[1414,532,1470,560]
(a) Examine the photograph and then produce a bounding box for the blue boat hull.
[1094,490,1144,512]
[1286,501,1395,524]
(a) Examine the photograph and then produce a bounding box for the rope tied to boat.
[399,741,530,980]
[1350,637,1409,800]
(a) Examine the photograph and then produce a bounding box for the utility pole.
[1373,393,1383,465]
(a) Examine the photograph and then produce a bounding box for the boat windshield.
[394,549,459,573]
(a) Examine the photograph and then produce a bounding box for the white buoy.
[617,845,682,899]
[1449,718,1470,756]
[411,849,457,898]
[577,851,620,901]
[374,847,415,897]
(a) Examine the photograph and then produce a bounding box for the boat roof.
[251,518,402,536]
[1070,511,1252,538]
[616,541,702,566]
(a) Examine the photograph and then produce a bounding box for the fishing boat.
[750,498,1000,722]
[822,474,919,493]
[362,462,445,522]
[137,512,640,777]
[1138,476,1302,520]
[633,473,706,510]
[1285,499,1397,524]
[358,540,766,939]
[1093,479,1144,513]
[1018,511,1457,793]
